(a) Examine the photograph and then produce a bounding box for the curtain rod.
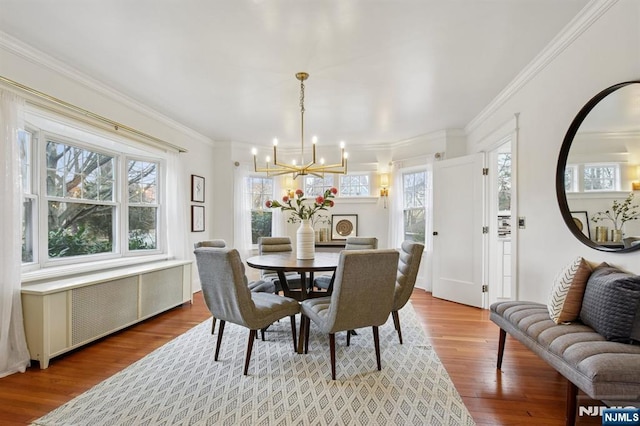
[0,75,188,153]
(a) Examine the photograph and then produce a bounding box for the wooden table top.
[246,252,340,273]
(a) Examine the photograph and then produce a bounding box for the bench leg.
[565,380,577,426]
[497,328,506,369]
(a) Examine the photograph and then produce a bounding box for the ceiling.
[0,0,590,149]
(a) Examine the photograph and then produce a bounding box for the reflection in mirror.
[557,81,640,252]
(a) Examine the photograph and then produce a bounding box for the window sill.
[21,254,172,284]
[336,196,380,204]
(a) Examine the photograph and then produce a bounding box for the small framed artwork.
[191,175,205,203]
[191,205,205,232]
[331,214,358,240]
[570,211,590,239]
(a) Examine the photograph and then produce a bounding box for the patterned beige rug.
[33,303,474,425]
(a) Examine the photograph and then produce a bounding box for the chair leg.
[260,328,266,341]
[392,311,403,344]
[373,326,382,371]
[214,320,226,361]
[566,380,578,426]
[304,316,311,354]
[497,328,507,369]
[290,315,297,352]
[346,329,351,346]
[329,333,336,380]
[211,317,216,335]
[244,329,257,376]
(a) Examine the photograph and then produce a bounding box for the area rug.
[33,303,475,426]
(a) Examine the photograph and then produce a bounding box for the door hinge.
[482,167,489,175]
[482,284,488,293]
[482,226,489,234]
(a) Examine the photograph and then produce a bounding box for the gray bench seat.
[490,301,640,425]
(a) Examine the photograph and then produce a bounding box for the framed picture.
[331,214,358,240]
[191,205,205,232]
[570,211,590,239]
[191,175,205,203]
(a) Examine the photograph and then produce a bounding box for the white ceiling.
[0,0,590,149]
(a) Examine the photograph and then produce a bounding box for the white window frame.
[564,164,579,193]
[245,175,274,245]
[402,169,427,244]
[22,119,165,272]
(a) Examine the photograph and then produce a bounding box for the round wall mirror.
[556,80,640,252]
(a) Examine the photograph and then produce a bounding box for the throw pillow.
[579,264,640,343]
[547,257,593,324]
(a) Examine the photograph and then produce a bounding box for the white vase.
[296,219,315,259]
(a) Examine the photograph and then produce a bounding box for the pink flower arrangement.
[266,187,337,221]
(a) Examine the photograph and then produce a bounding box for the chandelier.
[252,72,348,179]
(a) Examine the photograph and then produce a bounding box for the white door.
[432,153,486,307]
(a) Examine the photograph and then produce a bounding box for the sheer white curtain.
[388,163,405,249]
[166,151,188,260]
[233,164,253,258]
[0,89,30,377]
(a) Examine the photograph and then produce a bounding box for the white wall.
[466,0,640,303]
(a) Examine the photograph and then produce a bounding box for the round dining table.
[246,251,340,301]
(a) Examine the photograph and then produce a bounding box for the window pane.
[129,206,157,250]
[403,208,426,243]
[339,175,370,196]
[251,210,272,244]
[497,153,511,211]
[584,165,617,191]
[48,202,114,258]
[128,160,158,203]
[46,141,115,201]
[22,198,34,263]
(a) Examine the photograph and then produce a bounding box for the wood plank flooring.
[0,290,603,425]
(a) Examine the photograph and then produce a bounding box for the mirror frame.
[556,80,640,252]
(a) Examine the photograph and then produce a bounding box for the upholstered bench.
[490,259,640,426]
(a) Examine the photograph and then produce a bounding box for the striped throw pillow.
[548,257,593,324]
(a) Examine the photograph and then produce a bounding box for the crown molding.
[465,0,619,134]
[0,31,214,147]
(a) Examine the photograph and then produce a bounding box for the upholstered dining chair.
[194,247,300,375]
[258,236,302,291]
[194,239,276,334]
[314,236,378,291]
[391,240,424,344]
[300,249,399,380]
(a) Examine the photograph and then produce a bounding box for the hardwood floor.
[0,290,602,425]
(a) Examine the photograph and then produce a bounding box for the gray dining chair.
[258,236,302,291]
[391,240,424,344]
[194,247,300,375]
[194,239,276,334]
[300,249,399,380]
[314,236,378,291]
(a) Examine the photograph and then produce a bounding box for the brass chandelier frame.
[252,72,348,179]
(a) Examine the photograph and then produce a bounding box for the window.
[304,175,334,196]
[20,115,165,269]
[402,170,426,243]
[564,164,578,193]
[339,174,370,196]
[583,164,619,191]
[246,176,273,244]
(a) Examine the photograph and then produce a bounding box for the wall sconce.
[633,166,640,191]
[284,175,295,198]
[380,173,389,208]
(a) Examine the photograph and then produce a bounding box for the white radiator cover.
[21,260,192,369]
